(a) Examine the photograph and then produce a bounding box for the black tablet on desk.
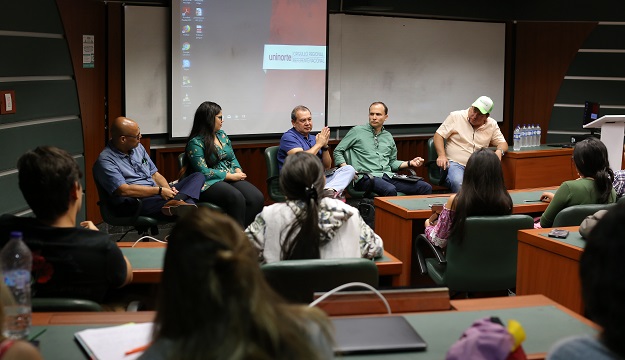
[332,315,427,354]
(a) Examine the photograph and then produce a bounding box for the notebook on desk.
[332,315,427,354]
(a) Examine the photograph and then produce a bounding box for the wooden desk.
[502,146,576,190]
[516,226,585,314]
[374,187,556,286]
[118,243,403,285]
[31,295,596,360]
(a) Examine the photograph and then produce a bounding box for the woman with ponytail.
[538,137,616,228]
[140,207,334,360]
[245,152,383,263]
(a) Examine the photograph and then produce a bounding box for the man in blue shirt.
[277,105,356,198]
[93,117,203,217]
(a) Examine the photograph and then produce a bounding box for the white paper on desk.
[74,322,153,360]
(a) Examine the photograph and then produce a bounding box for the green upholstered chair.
[552,203,616,227]
[414,215,534,293]
[261,258,379,304]
[176,153,222,212]
[264,146,286,202]
[424,137,449,190]
[32,298,103,312]
[93,176,165,238]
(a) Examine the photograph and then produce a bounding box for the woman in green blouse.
[538,137,616,228]
[184,101,264,227]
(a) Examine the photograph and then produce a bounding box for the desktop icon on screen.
[182,7,191,17]
[182,59,191,68]
[182,42,191,51]
[182,25,191,34]
[196,25,203,34]
[195,8,203,16]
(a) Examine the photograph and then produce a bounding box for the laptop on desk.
[332,315,427,354]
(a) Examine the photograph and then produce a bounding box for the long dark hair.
[573,137,614,204]
[153,207,332,359]
[279,152,325,260]
[449,148,512,242]
[186,101,221,167]
[581,201,625,357]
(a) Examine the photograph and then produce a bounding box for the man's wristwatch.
[497,149,505,157]
[158,186,162,195]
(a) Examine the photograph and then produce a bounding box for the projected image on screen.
[172,0,327,138]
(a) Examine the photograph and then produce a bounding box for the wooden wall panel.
[512,22,597,144]
[56,0,107,223]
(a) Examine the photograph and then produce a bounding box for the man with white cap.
[433,96,508,193]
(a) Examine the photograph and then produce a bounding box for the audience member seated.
[139,208,333,359]
[0,283,42,359]
[538,138,615,228]
[547,200,625,359]
[245,152,383,263]
[183,101,264,227]
[424,148,512,248]
[0,146,132,302]
[277,105,355,199]
[611,144,625,198]
[93,116,202,218]
[333,101,432,196]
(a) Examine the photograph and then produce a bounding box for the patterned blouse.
[245,198,384,264]
[424,206,455,248]
[186,131,242,191]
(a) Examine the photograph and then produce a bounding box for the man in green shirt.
[333,102,432,196]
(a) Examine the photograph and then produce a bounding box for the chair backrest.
[552,203,616,227]
[443,215,534,292]
[93,175,139,226]
[32,298,102,312]
[177,152,187,180]
[92,167,160,234]
[264,146,286,202]
[426,137,447,186]
[262,258,379,304]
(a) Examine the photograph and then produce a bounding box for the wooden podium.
[583,115,625,171]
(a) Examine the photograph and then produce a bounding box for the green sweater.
[333,124,404,178]
[540,178,616,228]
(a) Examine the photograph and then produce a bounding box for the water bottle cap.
[9,231,22,238]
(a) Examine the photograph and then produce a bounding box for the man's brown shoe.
[161,200,197,217]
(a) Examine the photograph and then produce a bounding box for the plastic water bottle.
[529,124,536,146]
[0,232,32,339]
[536,124,542,146]
[521,125,528,148]
[513,126,521,151]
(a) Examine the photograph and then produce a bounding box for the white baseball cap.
[472,96,494,114]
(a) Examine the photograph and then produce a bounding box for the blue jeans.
[325,165,356,194]
[355,173,432,196]
[444,161,465,193]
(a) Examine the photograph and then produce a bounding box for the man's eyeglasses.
[121,133,141,140]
